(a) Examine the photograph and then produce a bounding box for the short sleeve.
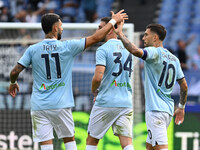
[68,38,86,56]
[176,59,184,80]
[144,47,159,62]
[18,47,32,68]
[96,48,106,66]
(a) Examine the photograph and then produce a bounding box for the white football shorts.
[87,105,133,139]
[146,111,172,147]
[31,108,75,142]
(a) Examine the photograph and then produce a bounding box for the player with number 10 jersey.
[142,47,184,116]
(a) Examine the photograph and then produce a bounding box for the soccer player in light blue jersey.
[8,11,128,150]
[86,17,134,150]
[115,22,188,150]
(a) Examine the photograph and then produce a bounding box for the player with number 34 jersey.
[95,39,133,108]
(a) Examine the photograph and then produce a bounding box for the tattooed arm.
[177,78,188,106]
[115,21,143,57]
[91,65,105,94]
[174,77,188,125]
[8,63,25,97]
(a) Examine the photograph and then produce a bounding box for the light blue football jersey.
[142,47,184,116]
[95,39,133,108]
[18,38,85,111]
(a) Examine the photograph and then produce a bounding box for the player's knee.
[63,136,75,143]
[86,134,99,145]
[123,145,134,150]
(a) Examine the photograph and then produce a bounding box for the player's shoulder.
[98,39,122,50]
[161,48,180,62]
[144,46,159,53]
[27,41,43,51]
[97,42,108,52]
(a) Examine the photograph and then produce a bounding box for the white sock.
[160,149,168,150]
[123,145,134,150]
[85,145,97,150]
[65,141,77,150]
[41,144,53,150]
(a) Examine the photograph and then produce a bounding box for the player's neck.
[45,33,57,39]
[153,41,163,48]
[105,34,117,42]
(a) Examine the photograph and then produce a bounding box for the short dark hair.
[101,17,117,29]
[41,13,61,34]
[146,24,166,41]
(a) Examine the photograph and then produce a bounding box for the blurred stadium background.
[0,0,200,150]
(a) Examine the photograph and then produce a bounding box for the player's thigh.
[31,110,54,142]
[87,106,119,139]
[145,111,172,147]
[112,108,133,138]
[146,142,153,150]
[153,144,168,150]
[47,108,75,139]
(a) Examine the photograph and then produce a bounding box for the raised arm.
[174,77,188,125]
[8,63,25,97]
[85,10,128,49]
[115,21,143,58]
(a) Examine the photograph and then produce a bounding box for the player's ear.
[153,33,158,42]
[52,23,58,32]
[155,34,159,41]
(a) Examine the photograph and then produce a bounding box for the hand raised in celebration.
[111,9,128,23]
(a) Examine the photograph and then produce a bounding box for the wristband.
[109,19,117,26]
[10,81,17,85]
[178,103,185,109]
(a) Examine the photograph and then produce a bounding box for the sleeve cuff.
[176,77,185,81]
[96,64,106,67]
[17,62,27,68]
[141,49,147,60]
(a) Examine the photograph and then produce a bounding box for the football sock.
[41,144,53,150]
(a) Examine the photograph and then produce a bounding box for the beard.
[101,37,106,42]
[57,32,61,40]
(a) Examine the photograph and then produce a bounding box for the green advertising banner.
[174,112,200,150]
[2,110,199,150]
[61,112,174,150]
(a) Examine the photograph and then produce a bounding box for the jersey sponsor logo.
[39,83,46,90]
[157,89,171,98]
[39,82,65,90]
[110,80,131,88]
